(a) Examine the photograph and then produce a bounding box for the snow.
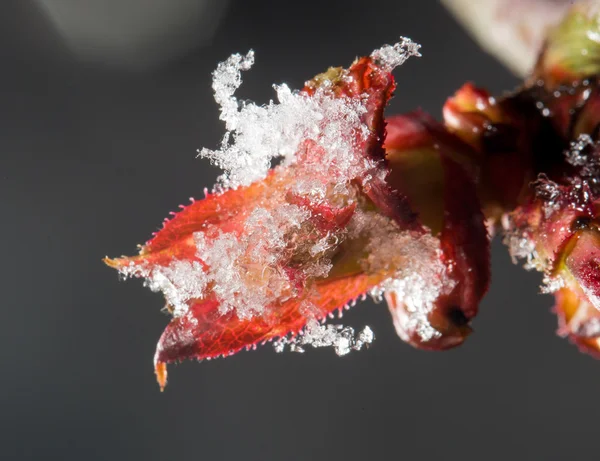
[273,318,375,355]
[502,215,540,270]
[370,37,421,72]
[144,260,207,317]
[565,134,595,167]
[192,204,310,319]
[118,39,434,354]
[540,273,565,294]
[347,209,450,342]
[534,174,563,218]
[565,134,600,193]
[199,38,420,191]
[503,134,600,292]
[198,56,372,191]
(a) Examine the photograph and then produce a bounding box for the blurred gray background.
[2,1,597,460]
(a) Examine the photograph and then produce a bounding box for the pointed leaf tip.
[103,257,117,269]
[155,360,167,392]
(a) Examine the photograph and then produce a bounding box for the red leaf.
[439,155,490,321]
[383,114,490,349]
[154,270,390,390]
[106,49,427,389]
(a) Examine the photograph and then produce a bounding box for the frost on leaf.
[273,318,374,356]
[198,38,419,191]
[501,130,600,353]
[105,37,491,390]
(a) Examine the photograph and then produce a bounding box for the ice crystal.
[370,37,421,72]
[199,38,420,191]
[273,318,375,355]
[350,210,450,342]
[541,273,565,294]
[532,172,590,218]
[117,40,423,347]
[565,134,595,167]
[198,51,372,190]
[144,260,207,317]
[502,214,541,270]
[179,41,420,323]
[370,272,447,342]
[192,204,311,319]
[534,174,563,218]
[565,134,600,193]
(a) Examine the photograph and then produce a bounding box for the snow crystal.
[371,272,446,342]
[502,135,600,288]
[211,50,255,128]
[144,260,207,317]
[193,204,311,319]
[565,134,595,167]
[199,66,371,190]
[122,39,425,340]
[272,338,287,354]
[273,318,375,355]
[564,134,600,193]
[310,234,338,257]
[355,325,375,349]
[540,273,565,294]
[116,260,207,317]
[533,174,592,218]
[536,176,588,213]
[534,174,563,218]
[350,210,450,342]
[502,217,540,270]
[370,37,421,72]
[117,260,148,280]
[199,38,420,190]
[188,41,421,324]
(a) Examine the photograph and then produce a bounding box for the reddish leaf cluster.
[106,5,600,389]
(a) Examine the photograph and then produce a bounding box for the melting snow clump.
[349,210,451,342]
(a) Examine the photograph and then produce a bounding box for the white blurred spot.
[442,0,571,76]
[34,0,228,69]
